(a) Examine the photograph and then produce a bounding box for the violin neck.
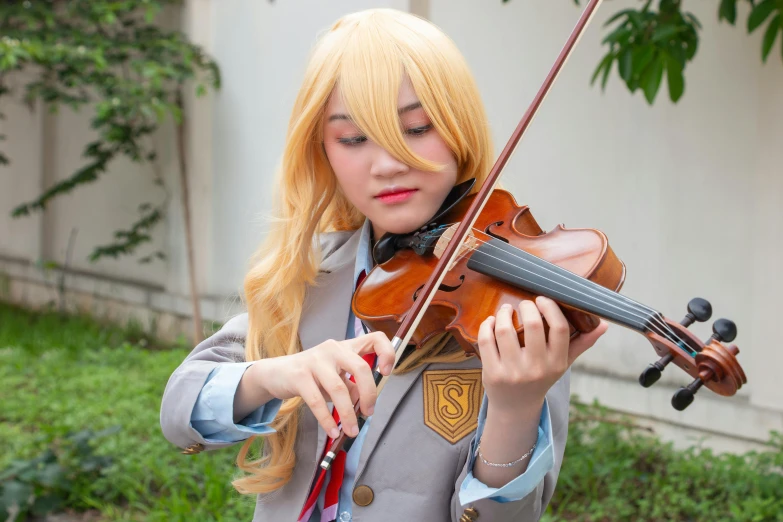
[466,238,659,334]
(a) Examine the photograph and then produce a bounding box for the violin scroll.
[639,298,747,410]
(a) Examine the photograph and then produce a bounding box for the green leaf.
[642,55,665,104]
[603,9,637,28]
[590,53,614,90]
[748,0,777,32]
[652,25,683,43]
[761,14,780,61]
[665,54,685,102]
[719,0,738,24]
[37,463,65,487]
[31,494,64,516]
[600,53,613,89]
[633,46,656,73]
[619,47,633,82]
[603,26,633,46]
[0,481,33,509]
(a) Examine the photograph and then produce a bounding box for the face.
[322,76,458,241]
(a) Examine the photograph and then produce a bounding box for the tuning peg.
[641,298,714,388]
[707,318,737,343]
[671,377,705,411]
[638,354,674,387]
[680,298,712,327]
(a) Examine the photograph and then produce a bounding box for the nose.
[369,146,409,178]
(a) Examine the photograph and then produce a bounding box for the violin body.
[353,188,625,355]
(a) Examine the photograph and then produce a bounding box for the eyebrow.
[327,101,422,122]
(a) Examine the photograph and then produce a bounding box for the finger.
[494,303,522,362]
[535,296,571,366]
[335,349,377,417]
[297,377,339,439]
[519,299,547,360]
[352,331,396,376]
[567,319,609,365]
[315,366,359,437]
[343,376,361,407]
[476,315,500,367]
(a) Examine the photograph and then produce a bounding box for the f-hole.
[485,221,509,243]
[413,275,466,301]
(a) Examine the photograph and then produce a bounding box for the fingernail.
[383,364,392,374]
[351,425,360,437]
[367,405,374,415]
[330,427,340,439]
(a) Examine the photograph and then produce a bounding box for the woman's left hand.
[477,296,609,414]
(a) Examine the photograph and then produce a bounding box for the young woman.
[161,8,607,522]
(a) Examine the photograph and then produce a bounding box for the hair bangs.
[335,17,445,173]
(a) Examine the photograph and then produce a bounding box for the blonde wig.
[234,8,495,495]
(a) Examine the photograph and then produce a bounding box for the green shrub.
[544,399,783,522]
[0,427,120,520]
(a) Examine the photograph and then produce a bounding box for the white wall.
[0,73,43,262]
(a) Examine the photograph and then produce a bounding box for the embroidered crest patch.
[423,369,484,444]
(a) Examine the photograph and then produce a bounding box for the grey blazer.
[160,228,571,522]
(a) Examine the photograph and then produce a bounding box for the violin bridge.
[434,223,477,270]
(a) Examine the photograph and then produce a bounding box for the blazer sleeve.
[159,231,351,452]
[449,369,572,522]
[159,313,255,451]
[190,362,283,443]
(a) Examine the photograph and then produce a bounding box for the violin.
[319,0,747,471]
[354,180,747,407]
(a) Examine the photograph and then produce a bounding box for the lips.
[375,186,417,198]
[374,186,418,204]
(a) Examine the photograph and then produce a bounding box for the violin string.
[451,229,690,350]
[465,253,680,347]
[422,222,665,322]
[460,234,691,349]
[419,222,657,317]
[424,222,656,313]
[450,229,691,350]
[417,226,690,350]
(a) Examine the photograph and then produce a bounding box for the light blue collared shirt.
[189,219,554,519]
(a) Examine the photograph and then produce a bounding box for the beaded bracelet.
[477,439,537,468]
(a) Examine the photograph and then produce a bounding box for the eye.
[338,135,367,146]
[406,124,432,136]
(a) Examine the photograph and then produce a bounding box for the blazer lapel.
[354,360,429,480]
[296,226,429,479]
[298,228,363,351]
[297,228,363,459]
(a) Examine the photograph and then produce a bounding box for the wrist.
[243,358,285,402]
[486,395,544,426]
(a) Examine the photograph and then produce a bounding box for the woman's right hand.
[245,332,396,439]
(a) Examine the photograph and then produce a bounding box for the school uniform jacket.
[160,227,571,522]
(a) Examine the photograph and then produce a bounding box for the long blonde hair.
[233,8,495,495]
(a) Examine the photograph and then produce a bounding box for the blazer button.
[460,507,479,521]
[181,443,204,455]
[352,485,374,506]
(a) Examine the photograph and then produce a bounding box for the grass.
[1,301,781,521]
[0,303,256,521]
